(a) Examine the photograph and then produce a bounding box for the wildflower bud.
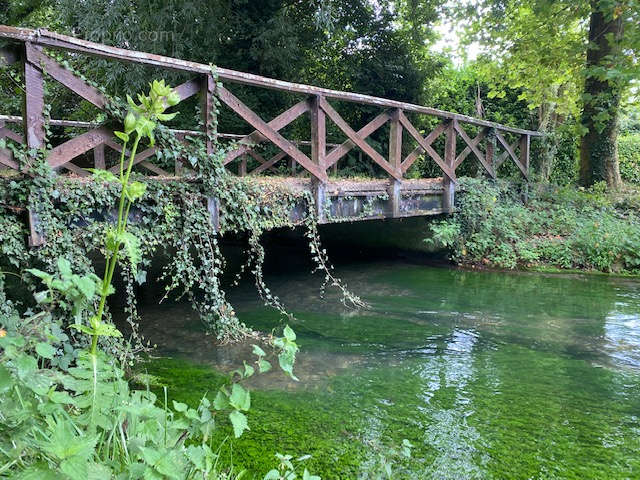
[124,111,136,134]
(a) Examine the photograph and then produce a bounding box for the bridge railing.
[0,26,541,218]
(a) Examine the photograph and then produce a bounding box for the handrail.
[0,25,542,137]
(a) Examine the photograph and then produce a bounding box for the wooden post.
[486,128,496,178]
[310,95,327,221]
[443,120,456,213]
[93,143,105,169]
[520,133,530,203]
[289,157,296,176]
[201,73,215,156]
[388,108,403,217]
[239,155,247,176]
[23,42,46,246]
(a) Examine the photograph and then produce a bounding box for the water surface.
[131,262,640,479]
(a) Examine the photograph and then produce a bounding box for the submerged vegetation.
[428,178,640,273]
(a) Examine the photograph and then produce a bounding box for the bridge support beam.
[310,95,327,221]
[442,120,456,213]
[388,109,403,217]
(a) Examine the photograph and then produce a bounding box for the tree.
[461,0,640,187]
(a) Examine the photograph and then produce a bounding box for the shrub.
[619,133,640,184]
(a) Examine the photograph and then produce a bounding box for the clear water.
[130,262,640,479]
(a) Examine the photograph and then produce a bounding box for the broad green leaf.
[258,359,272,373]
[264,470,280,480]
[243,362,255,378]
[229,383,250,411]
[36,342,56,359]
[283,325,296,342]
[93,322,122,338]
[252,344,266,357]
[73,275,96,301]
[87,169,119,183]
[213,389,229,410]
[114,131,129,142]
[120,231,141,273]
[229,410,249,438]
[26,268,52,283]
[173,400,188,412]
[57,258,72,277]
[125,181,147,202]
[0,365,13,393]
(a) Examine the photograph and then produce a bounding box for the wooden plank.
[398,111,455,181]
[0,26,542,137]
[486,132,495,173]
[23,43,46,152]
[496,131,527,177]
[249,151,287,175]
[454,128,487,169]
[0,147,19,169]
[107,146,157,173]
[47,127,112,168]
[27,47,107,109]
[174,78,202,102]
[443,121,456,212]
[140,160,170,176]
[388,109,403,172]
[454,122,494,177]
[401,122,447,173]
[217,85,327,181]
[201,73,215,155]
[61,161,89,176]
[93,143,105,169]
[310,96,326,170]
[318,97,401,180]
[520,134,530,179]
[324,111,389,168]
[0,126,23,143]
[224,100,309,164]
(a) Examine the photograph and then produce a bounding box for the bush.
[619,133,640,184]
[427,178,640,273]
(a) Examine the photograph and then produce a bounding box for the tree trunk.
[579,1,624,189]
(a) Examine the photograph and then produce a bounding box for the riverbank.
[427,178,640,274]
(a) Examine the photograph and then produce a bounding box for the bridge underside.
[250,177,449,224]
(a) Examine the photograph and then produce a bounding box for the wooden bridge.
[0,26,542,244]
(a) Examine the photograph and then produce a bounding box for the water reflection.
[118,262,640,478]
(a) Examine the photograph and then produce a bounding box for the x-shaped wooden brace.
[398,112,456,182]
[0,121,22,170]
[28,47,200,176]
[217,86,327,181]
[246,150,287,175]
[495,131,528,178]
[453,122,495,178]
[316,97,402,180]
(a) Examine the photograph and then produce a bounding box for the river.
[127,258,640,479]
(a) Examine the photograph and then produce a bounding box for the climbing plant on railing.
[0,67,364,343]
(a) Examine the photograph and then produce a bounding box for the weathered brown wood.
[107,145,158,173]
[47,127,112,168]
[139,160,170,176]
[0,126,22,143]
[93,143,105,169]
[249,151,287,175]
[28,48,107,109]
[0,147,18,169]
[224,100,309,164]
[201,73,215,156]
[0,45,20,65]
[443,121,456,212]
[324,111,390,169]
[0,26,542,137]
[495,131,527,177]
[486,131,496,174]
[62,161,89,176]
[174,78,202,102]
[319,97,401,180]
[217,85,327,181]
[454,128,488,169]
[454,122,494,178]
[398,112,455,182]
[401,122,447,173]
[388,109,403,217]
[310,96,326,170]
[520,134,530,178]
[23,43,46,152]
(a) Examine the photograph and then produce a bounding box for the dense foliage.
[428,178,640,273]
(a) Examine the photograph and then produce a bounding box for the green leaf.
[125,181,147,202]
[213,389,229,410]
[57,258,72,277]
[70,323,95,335]
[26,268,52,284]
[0,365,13,393]
[229,383,250,411]
[283,325,296,342]
[73,276,96,301]
[36,342,56,359]
[252,345,266,357]
[264,470,280,480]
[93,322,122,338]
[243,362,255,378]
[157,112,178,122]
[258,359,272,373]
[229,410,249,438]
[114,131,129,142]
[87,168,119,183]
[173,400,188,412]
[120,231,141,274]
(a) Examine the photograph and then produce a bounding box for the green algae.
[129,262,640,479]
